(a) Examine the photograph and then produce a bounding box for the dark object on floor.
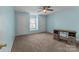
[53,29,76,45]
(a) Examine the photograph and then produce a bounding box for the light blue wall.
[0,7,15,51]
[15,11,30,35]
[15,11,46,36]
[46,14,54,33]
[46,7,79,41]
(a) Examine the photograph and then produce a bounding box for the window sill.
[30,29,38,31]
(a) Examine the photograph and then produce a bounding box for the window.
[30,15,38,31]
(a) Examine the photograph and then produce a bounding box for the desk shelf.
[54,29,76,45]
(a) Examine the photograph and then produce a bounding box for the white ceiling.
[15,6,72,15]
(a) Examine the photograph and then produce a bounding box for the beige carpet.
[12,33,79,52]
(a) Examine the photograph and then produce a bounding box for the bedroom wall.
[15,12,29,35]
[46,7,79,41]
[15,11,46,36]
[46,14,54,33]
[0,7,15,52]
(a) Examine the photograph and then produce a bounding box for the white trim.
[30,15,38,31]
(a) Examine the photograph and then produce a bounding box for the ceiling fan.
[38,6,53,13]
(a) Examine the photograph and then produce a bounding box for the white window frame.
[30,15,38,31]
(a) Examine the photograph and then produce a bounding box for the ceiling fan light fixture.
[43,9,47,13]
[38,6,53,14]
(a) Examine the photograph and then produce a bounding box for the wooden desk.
[53,29,76,45]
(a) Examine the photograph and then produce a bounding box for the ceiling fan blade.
[43,6,51,8]
[47,6,51,8]
[47,9,53,11]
